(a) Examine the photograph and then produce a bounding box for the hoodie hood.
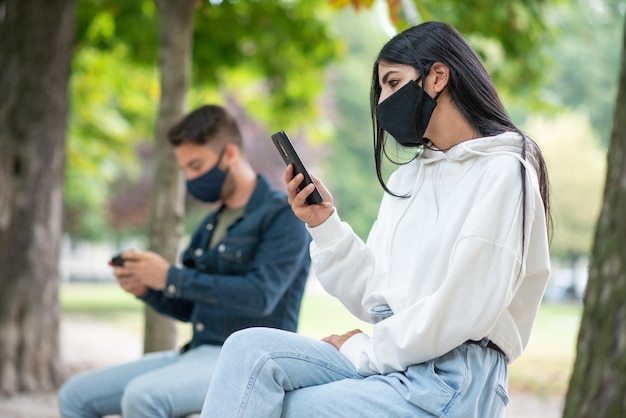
[420,131,524,165]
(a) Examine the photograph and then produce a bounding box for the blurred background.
[51,0,625,398]
[61,0,619,300]
[1,0,625,416]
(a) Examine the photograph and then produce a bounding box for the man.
[58,104,311,417]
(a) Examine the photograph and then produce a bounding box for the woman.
[200,21,551,417]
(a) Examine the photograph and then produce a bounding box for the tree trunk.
[143,0,195,353]
[562,13,626,418]
[0,0,74,394]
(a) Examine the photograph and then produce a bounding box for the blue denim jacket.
[140,175,311,349]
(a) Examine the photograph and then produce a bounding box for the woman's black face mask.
[375,77,442,147]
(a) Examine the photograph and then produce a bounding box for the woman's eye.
[389,80,399,87]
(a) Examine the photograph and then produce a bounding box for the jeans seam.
[237,351,360,417]
[495,384,509,405]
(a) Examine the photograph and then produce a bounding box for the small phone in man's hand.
[271,130,324,205]
[110,253,125,267]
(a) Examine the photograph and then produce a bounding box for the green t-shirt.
[209,206,245,249]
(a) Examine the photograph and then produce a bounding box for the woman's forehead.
[377,63,418,78]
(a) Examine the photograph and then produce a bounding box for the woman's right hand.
[285,164,334,228]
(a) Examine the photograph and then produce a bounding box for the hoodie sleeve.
[307,210,379,322]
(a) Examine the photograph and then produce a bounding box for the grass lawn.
[60,282,581,397]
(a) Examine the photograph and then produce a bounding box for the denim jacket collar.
[211,174,273,220]
[243,175,273,216]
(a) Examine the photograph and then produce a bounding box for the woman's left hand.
[321,329,362,350]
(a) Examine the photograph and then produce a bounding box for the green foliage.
[525,112,606,259]
[320,8,388,239]
[333,0,560,107]
[75,0,340,136]
[66,0,341,239]
[412,0,549,97]
[65,44,158,239]
[540,0,625,146]
[75,0,158,63]
[191,1,340,135]
[67,0,160,239]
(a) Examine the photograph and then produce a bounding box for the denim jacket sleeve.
[141,196,310,319]
[140,287,194,322]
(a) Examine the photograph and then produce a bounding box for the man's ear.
[430,62,450,93]
[222,142,240,165]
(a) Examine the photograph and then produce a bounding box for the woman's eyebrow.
[381,70,400,84]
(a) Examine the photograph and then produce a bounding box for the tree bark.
[143,0,195,353]
[0,0,75,394]
[562,13,626,418]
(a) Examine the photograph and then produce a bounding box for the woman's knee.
[223,327,288,353]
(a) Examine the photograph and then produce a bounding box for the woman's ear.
[430,62,450,93]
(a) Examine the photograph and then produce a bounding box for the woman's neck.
[425,96,480,151]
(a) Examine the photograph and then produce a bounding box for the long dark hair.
[370,21,551,241]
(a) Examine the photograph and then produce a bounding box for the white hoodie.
[308,132,551,376]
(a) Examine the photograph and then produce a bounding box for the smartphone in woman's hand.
[271,130,323,205]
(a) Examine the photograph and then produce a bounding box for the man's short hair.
[168,105,243,150]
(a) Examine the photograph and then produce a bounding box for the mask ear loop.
[416,62,442,101]
[413,62,434,148]
[418,64,445,151]
[212,145,228,171]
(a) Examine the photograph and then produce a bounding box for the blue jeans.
[58,344,221,418]
[200,328,508,417]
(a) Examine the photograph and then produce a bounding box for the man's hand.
[321,329,363,350]
[115,272,148,297]
[110,255,149,297]
[117,250,170,291]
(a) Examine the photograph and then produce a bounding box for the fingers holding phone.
[117,274,148,297]
[109,251,148,297]
[271,130,334,227]
[285,164,333,228]
[271,130,325,205]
